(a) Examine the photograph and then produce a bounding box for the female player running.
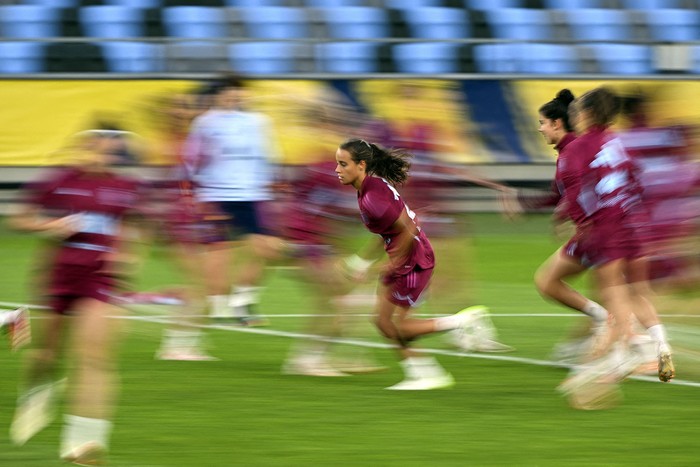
[334,138,506,390]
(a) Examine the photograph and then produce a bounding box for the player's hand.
[338,254,373,282]
[42,213,83,239]
[499,188,523,221]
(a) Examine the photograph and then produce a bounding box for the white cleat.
[282,359,349,377]
[448,306,514,353]
[385,373,455,391]
[6,306,31,352]
[156,349,219,361]
[61,441,107,466]
[10,383,57,446]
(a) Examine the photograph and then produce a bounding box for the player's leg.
[60,297,121,465]
[535,248,607,322]
[157,241,217,361]
[10,310,67,446]
[627,257,674,382]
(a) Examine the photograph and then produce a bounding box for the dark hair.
[539,89,575,132]
[577,86,621,127]
[339,139,413,186]
[212,72,246,93]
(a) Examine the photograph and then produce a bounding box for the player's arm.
[386,208,419,270]
[7,204,80,239]
[342,235,384,280]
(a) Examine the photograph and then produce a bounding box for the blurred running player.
[183,74,282,325]
[501,90,610,362]
[552,87,674,399]
[335,138,509,390]
[7,129,142,464]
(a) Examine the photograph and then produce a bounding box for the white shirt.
[183,109,280,202]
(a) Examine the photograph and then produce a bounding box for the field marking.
[4,300,700,388]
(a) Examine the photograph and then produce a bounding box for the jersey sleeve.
[364,181,404,233]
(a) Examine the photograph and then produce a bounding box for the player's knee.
[373,316,394,339]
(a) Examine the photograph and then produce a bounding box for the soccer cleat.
[10,383,57,446]
[156,349,219,361]
[385,373,455,391]
[282,357,348,377]
[61,441,107,466]
[448,306,514,353]
[658,351,675,383]
[6,306,31,352]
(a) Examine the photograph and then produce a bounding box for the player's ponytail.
[539,89,576,132]
[339,139,413,186]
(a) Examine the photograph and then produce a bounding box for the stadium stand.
[644,9,700,43]
[44,41,107,72]
[102,41,165,72]
[402,7,470,39]
[2,0,699,74]
[229,41,304,74]
[586,42,654,74]
[161,6,229,39]
[316,41,382,73]
[239,7,311,39]
[80,6,145,39]
[393,42,463,73]
[0,5,61,38]
[0,41,45,73]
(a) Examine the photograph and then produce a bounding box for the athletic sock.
[582,300,608,323]
[207,295,231,318]
[433,314,462,332]
[60,415,111,458]
[647,324,671,354]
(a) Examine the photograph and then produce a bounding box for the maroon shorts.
[381,266,433,308]
[563,223,641,268]
[47,262,117,315]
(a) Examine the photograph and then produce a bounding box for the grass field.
[1,213,700,466]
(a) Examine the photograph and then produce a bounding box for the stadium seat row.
[1,5,700,43]
[2,40,700,74]
[17,0,700,9]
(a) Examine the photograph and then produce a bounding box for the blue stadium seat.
[166,41,229,72]
[587,43,654,75]
[320,7,389,39]
[384,0,444,8]
[24,0,78,7]
[403,7,470,39]
[620,0,688,9]
[518,43,581,74]
[565,9,633,42]
[0,5,61,38]
[393,42,461,73]
[645,9,700,42]
[105,0,163,8]
[101,41,165,72]
[316,41,379,73]
[80,6,145,39]
[485,8,554,41]
[0,42,44,73]
[302,0,366,6]
[464,0,526,9]
[162,6,228,38]
[473,43,518,73]
[542,0,608,8]
[239,7,310,39]
[229,41,299,74]
[225,0,287,6]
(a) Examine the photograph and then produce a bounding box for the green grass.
[2,214,700,466]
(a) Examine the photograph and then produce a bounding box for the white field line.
[3,300,700,388]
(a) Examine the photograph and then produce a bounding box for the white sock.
[401,356,447,379]
[647,324,671,354]
[162,329,201,352]
[582,300,608,322]
[433,314,463,332]
[0,311,10,327]
[229,286,262,308]
[208,295,231,318]
[60,415,111,457]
